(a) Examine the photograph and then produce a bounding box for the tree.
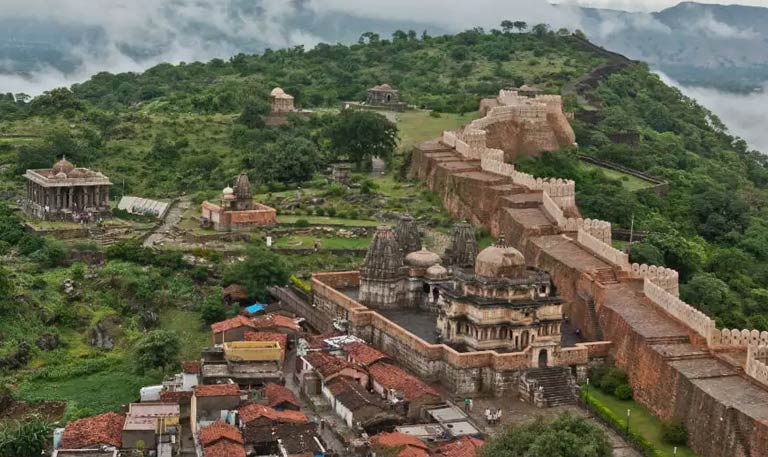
[513,21,528,33]
[481,413,612,457]
[134,330,181,373]
[238,99,270,128]
[501,20,514,33]
[326,111,399,169]
[252,136,321,184]
[200,290,226,325]
[222,245,290,302]
[531,23,550,37]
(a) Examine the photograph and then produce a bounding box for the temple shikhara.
[201,171,277,231]
[23,157,112,221]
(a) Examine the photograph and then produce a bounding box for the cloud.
[688,10,759,39]
[658,72,768,153]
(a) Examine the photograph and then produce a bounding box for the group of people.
[484,408,503,425]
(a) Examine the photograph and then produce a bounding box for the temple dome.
[426,264,448,280]
[474,243,526,279]
[55,171,68,179]
[271,87,285,96]
[52,158,75,175]
[405,248,441,268]
[67,169,85,178]
[223,186,234,195]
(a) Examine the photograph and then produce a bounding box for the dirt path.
[143,196,191,247]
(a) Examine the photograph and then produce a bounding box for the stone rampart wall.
[562,218,611,244]
[541,192,565,226]
[643,279,716,344]
[712,329,768,347]
[626,263,679,296]
[747,345,768,388]
[576,229,629,270]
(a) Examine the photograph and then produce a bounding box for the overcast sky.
[567,0,768,11]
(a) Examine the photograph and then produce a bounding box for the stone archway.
[538,349,548,368]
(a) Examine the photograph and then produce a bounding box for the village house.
[238,403,309,455]
[434,435,485,457]
[190,384,241,434]
[261,382,301,411]
[343,341,391,368]
[159,390,193,419]
[251,313,301,335]
[198,421,246,457]
[210,315,258,344]
[324,376,402,434]
[300,350,369,397]
[367,362,442,421]
[245,331,289,361]
[121,402,180,451]
[370,431,430,457]
[202,341,284,388]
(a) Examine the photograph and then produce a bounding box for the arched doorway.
[432,287,440,303]
[538,350,548,368]
[521,331,529,348]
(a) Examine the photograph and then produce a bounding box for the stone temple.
[23,157,112,221]
[366,84,407,111]
[200,172,277,231]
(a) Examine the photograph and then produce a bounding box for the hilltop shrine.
[200,171,277,231]
[22,157,112,221]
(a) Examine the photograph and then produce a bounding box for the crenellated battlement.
[627,263,679,296]
[643,279,716,345]
[563,218,612,244]
[747,345,768,388]
[712,328,768,347]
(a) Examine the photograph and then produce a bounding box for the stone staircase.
[594,267,619,285]
[88,227,118,246]
[520,367,577,407]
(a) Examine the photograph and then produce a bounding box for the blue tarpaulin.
[245,304,266,314]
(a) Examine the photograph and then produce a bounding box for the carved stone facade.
[444,221,478,268]
[23,157,112,221]
[200,171,277,232]
[438,240,562,354]
[394,215,421,255]
[359,226,407,309]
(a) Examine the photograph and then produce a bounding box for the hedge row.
[581,390,664,457]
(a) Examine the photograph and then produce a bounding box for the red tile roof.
[60,412,125,449]
[435,436,485,457]
[211,315,257,334]
[204,439,246,457]
[194,383,241,398]
[344,342,389,367]
[303,351,359,378]
[371,432,429,457]
[263,383,300,409]
[159,390,193,404]
[368,363,440,402]
[199,421,243,446]
[251,313,300,332]
[307,331,343,349]
[238,403,308,424]
[182,360,202,374]
[245,331,288,349]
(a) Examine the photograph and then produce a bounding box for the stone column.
[95,186,101,209]
[69,187,74,211]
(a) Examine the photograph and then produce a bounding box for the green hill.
[1,27,768,427]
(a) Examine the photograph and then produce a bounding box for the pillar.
[69,187,74,211]
[95,186,101,208]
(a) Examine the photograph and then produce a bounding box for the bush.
[597,366,628,394]
[661,420,688,445]
[326,207,337,217]
[614,383,634,400]
[294,219,310,228]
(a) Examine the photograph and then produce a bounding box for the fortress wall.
[562,218,611,244]
[747,345,768,387]
[643,279,715,345]
[576,229,630,270]
[712,328,768,347]
[625,263,679,296]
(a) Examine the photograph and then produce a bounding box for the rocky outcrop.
[90,315,122,349]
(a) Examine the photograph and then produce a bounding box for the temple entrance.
[432,287,440,303]
[538,350,548,368]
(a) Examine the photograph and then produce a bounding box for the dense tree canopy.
[222,244,290,302]
[481,413,612,457]
[326,110,399,169]
[134,330,181,372]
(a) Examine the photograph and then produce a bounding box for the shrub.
[429,110,442,118]
[294,219,310,228]
[661,420,688,445]
[315,208,326,216]
[597,366,628,394]
[326,207,337,217]
[614,383,634,400]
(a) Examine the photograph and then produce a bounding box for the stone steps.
[524,368,577,407]
[646,335,690,345]
[595,267,618,284]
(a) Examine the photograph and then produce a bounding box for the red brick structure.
[201,172,276,232]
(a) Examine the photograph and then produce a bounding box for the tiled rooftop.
[263,383,300,409]
[238,403,308,424]
[59,412,125,449]
[210,315,256,334]
[368,362,440,402]
[194,383,240,398]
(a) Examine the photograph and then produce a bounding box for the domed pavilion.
[436,238,563,353]
[22,157,112,221]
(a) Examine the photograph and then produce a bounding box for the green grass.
[159,308,212,360]
[277,215,380,227]
[579,161,657,192]
[586,387,698,457]
[273,234,371,250]
[396,111,480,151]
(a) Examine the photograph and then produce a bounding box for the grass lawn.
[14,359,161,415]
[274,234,371,250]
[579,161,657,192]
[277,215,380,227]
[396,111,480,151]
[159,308,212,360]
[586,388,698,457]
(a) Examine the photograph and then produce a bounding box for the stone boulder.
[36,332,60,351]
[90,315,123,349]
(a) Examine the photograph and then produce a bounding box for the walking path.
[143,195,191,247]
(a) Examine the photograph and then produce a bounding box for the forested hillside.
[1,27,768,428]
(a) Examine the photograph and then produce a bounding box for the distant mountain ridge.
[578,2,768,91]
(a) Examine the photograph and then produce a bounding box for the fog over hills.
[1,0,766,151]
